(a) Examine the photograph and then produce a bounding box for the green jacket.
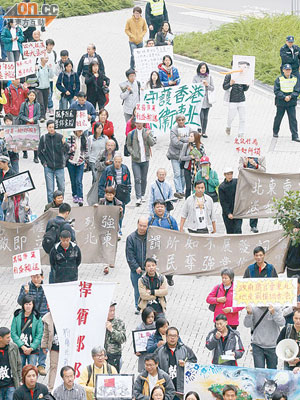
[104,317,126,355]
[1,26,24,53]
[7,342,22,388]
[11,310,44,350]
[194,168,219,194]
[126,128,156,163]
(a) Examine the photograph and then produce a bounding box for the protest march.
[0,2,300,400]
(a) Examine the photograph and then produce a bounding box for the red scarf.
[14,195,21,222]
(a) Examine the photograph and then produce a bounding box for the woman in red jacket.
[92,108,119,150]
[206,268,243,329]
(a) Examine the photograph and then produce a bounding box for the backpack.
[42,219,68,254]
[249,263,273,278]
[150,215,173,230]
[86,363,112,386]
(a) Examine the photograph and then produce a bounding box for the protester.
[55,50,70,76]
[149,200,178,231]
[85,61,110,110]
[70,92,96,127]
[13,365,49,400]
[150,386,165,400]
[77,44,105,92]
[146,71,164,90]
[3,114,19,174]
[120,69,140,122]
[222,385,238,400]
[185,392,200,400]
[4,79,29,124]
[126,122,156,206]
[277,308,300,370]
[49,230,81,284]
[180,180,216,234]
[146,38,156,47]
[156,22,173,46]
[180,132,205,198]
[244,304,285,369]
[1,20,23,62]
[38,120,69,203]
[44,39,56,116]
[44,190,64,212]
[133,354,175,400]
[36,56,54,122]
[53,366,86,400]
[206,268,243,329]
[243,246,278,278]
[155,327,197,395]
[78,346,117,400]
[206,314,244,366]
[273,64,300,142]
[125,6,147,70]
[104,302,126,373]
[135,307,156,372]
[147,318,169,354]
[218,167,242,234]
[67,129,88,207]
[0,155,14,221]
[11,295,43,367]
[145,0,169,39]
[149,169,173,215]
[285,224,300,277]
[194,156,219,202]
[96,108,115,140]
[138,257,168,317]
[192,62,214,137]
[41,312,59,391]
[238,154,266,233]
[2,192,31,223]
[98,186,123,243]
[158,55,180,87]
[126,216,148,314]
[87,121,108,183]
[280,35,300,79]
[0,327,22,400]
[56,60,80,109]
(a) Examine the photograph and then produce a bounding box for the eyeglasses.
[167,334,178,338]
[94,354,105,358]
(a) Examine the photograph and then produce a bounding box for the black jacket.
[49,242,81,283]
[274,74,300,107]
[126,230,147,272]
[38,132,69,170]
[219,178,238,216]
[145,1,168,26]
[285,241,300,270]
[280,43,300,73]
[45,215,76,242]
[223,74,249,103]
[133,367,175,400]
[13,383,49,400]
[77,53,105,77]
[85,72,110,106]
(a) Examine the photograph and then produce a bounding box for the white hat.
[224,166,234,173]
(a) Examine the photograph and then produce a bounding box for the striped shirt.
[53,383,87,400]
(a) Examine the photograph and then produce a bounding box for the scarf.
[163,64,173,75]
[14,195,21,223]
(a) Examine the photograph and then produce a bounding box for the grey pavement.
[0,2,295,383]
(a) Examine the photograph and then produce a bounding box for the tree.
[273,191,300,245]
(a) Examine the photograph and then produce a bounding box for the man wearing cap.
[219,168,242,234]
[273,64,300,142]
[194,156,219,203]
[280,36,300,79]
[0,155,14,221]
[104,302,126,373]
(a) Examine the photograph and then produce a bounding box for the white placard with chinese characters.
[43,281,115,388]
[22,41,46,59]
[135,103,158,123]
[234,137,261,157]
[13,250,41,279]
[75,110,89,131]
[16,58,36,79]
[0,62,15,80]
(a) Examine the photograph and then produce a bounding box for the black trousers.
[273,105,298,139]
[107,353,121,373]
[250,218,258,228]
[149,16,164,39]
[36,88,49,119]
[222,214,242,234]
[184,168,192,199]
[200,108,210,134]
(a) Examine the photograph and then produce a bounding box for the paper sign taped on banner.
[0,62,15,80]
[233,277,297,307]
[234,137,261,157]
[1,124,40,152]
[135,103,158,123]
[13,250,41,279]
[16,58,36,79]
[22,41,46,58]
[75,110,89,131]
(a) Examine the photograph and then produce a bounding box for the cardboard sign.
[132,329,156,353]
[15,58,36,79]
[0,62,15,80]
[135,103,158,123]
[54,109,76,130]
[1,124,40,152]
[13,250,41,279]
[95,374,134,400]
[75,110,89,131]
[1,170,35,197]
[22,41,46,58]
[234,137,261,157]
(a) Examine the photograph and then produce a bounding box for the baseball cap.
[110,301,117,307]
[283,64,292,70]
[224,166,233,173]
[286,35,295,42]
[0,155,10,163]
[200,156,210,164]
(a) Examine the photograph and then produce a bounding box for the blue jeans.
[10,159,19,174]
[131,161,149,199]
[0,201,3,221]
[0,386,15,400]
[38,347,46,368]
[252,343,277,369]
[21,353,38,368]
[48,81,54,110]
[130,270,142,309]
[171,159,185,193]
[129,41,143,69]
[0,39,7,60]
[67,162,84,198]
[44,166,65,203]
[59,96,73,110]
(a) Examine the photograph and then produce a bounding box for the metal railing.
[292,0,300,15]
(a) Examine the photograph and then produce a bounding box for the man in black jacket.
[219,167,242,234]
[77,44,105,92]
[49,230,81,284]
[126,216,148,315]
[38,120,69,203]
[145,0,168,39]
[273,64,300,142]
[280,35,300,79]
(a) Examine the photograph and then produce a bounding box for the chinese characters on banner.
[0,205,119,267]
[234,137,260,157]
[143,84,205,132]
[43,281,115,388]
[233,169,300,218]
[15,58,36,79]
[134,45,173,87]
[0,124,40,152]
[75,110,89,131]
[22,41,46,58]
[13,250,41,279]
[146,226,288,276]
[233,278,297,307]
[54,110,76,130]
[0,62,15,80]
[135,103,158,124]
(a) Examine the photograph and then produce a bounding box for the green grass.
[1,0,133,18]
[174,14,300,86]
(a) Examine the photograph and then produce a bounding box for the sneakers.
[136,198,142,206]
[135,309,140,315]
[141,196,146,203]
[73,196,78,203]
[33,157,39,163]
[273,133,278,138]
[37,366,47,376]
[166,276,174,286]
[251,227,259,233]
[78,198,83,206]
[174,192,182,199]
[23,151,28,159]
[48,108,54,117]
[202,133,208,138]
[225,127,231,135]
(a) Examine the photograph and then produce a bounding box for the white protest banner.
[232,55,255,85]
[15,58,36,79]
[0,62,15,80]
[234,137,261,157]
[22,41,46,59]
[75,110,89,131]
[233,278,297,307]
[13,249,41,279]
[134,45,173,87]
[135,103,158,123]
[143,83,205,132]
[43,281,115,388]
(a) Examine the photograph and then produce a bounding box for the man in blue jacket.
[243,246,278,278]
[70,91,96,126]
